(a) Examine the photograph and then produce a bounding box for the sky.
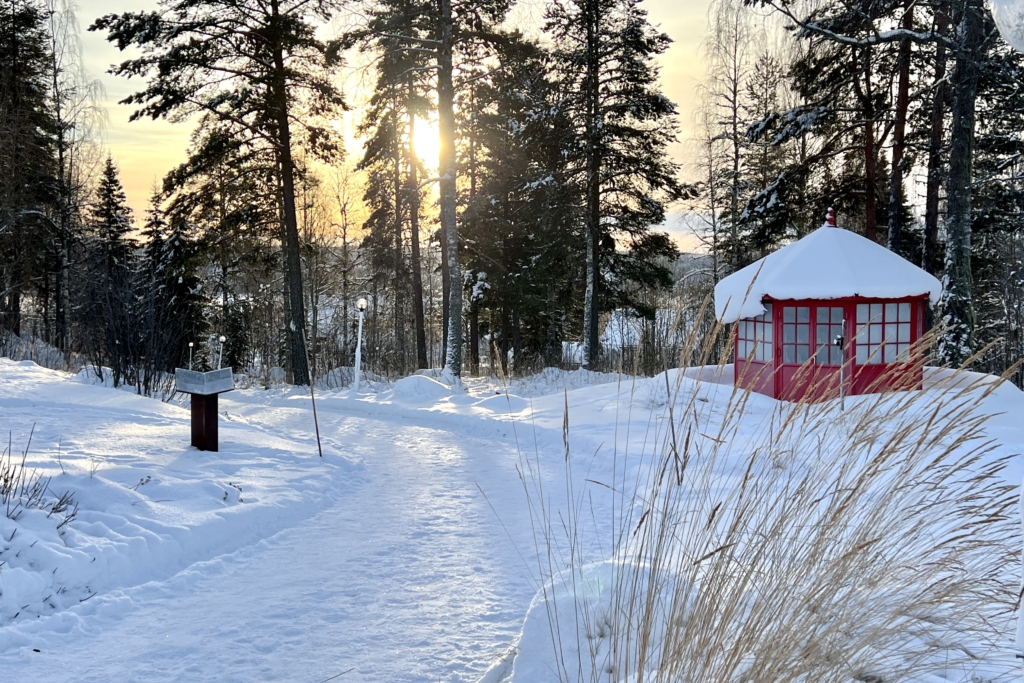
[77,0,713,242]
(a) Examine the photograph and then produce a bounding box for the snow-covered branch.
[765,1,955,49]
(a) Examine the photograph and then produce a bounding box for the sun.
[410,115,441,174]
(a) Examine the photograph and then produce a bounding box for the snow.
[388,374,454,401]
[0,358,1019,682]
[993,0,1024,53]
[714,225,943,322]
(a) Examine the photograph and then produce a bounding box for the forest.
[1,0,1023,392]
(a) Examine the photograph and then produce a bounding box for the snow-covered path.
[5,400,541,682]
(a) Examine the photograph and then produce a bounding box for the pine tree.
[91,0,345,385]
[354,0,434,373]
[546,0,683,367]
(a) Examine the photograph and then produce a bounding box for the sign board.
[175,368,234,396]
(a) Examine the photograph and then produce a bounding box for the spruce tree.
[0,0,55,336]
[546,0,683,367]
[82,157,136,385]
[139,194,206,390]
[460,34,580,371]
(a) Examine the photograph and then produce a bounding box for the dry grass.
[1,427,78,527]
[517,312,1019,683]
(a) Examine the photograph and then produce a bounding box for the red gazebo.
[713,210,942,401]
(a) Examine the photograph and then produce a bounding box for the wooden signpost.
[175,368,234,451]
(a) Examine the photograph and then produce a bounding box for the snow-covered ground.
[0,358,1020,682]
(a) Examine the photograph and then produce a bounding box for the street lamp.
[354,297,368,392]
[217,335,226,370]
[188,342,194,370]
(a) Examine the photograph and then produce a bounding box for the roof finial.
[825,207,837,228]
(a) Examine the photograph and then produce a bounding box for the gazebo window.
[738,303,773,362]
[855,303,912,364]
[815,306,844,364]
[782,306,810,363]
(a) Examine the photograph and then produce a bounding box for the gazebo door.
[777,303,846,401]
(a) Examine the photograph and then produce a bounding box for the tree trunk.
[438,0,462,378]
[500,307,510,374]
[729,28,741,270]
[864,123,877,242]
[923,1,950,274]
[852,49,878,241]
[938,0,983,366]
[470,303,479,376]
[582,0,601,368]
[440,224,449,366]
[392,102,405,373]
[887,0,913,253]
[468,87,480,377]
[341,222,349,360]
[862,51,879,242]
[512,308,521,375]
[270,7,309,386]
[407,106,428,370]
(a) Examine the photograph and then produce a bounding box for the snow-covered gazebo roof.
[714,213,943,323]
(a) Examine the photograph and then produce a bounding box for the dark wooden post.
[191,394,206,450]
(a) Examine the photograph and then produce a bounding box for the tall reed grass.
[514,312,1019,683]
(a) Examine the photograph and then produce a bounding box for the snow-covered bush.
[1,332,84,374]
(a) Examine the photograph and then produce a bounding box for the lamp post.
[188,342,194,370]
[354,297,367,392]
[217,335,226,370]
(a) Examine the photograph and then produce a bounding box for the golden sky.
[78,0,712,244]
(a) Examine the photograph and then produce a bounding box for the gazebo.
[713,210,943,401]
